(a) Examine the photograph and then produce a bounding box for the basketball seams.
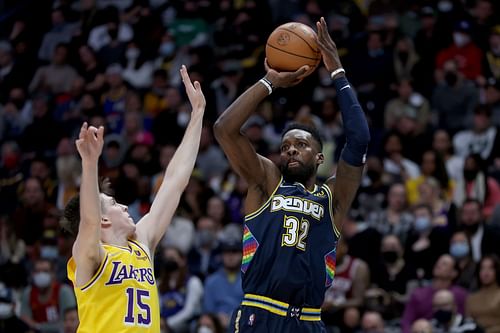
[266,43,320,62]
[279,27,320,54]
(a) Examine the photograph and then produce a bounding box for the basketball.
[265,22,321,73]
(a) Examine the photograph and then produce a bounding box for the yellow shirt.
[68,240,160,333]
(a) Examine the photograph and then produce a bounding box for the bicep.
[330,159,364,231]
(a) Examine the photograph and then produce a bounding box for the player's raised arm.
[72,123,106,286]
[136,65,205,252]
[316,17,370,232]
[213,62,309,207]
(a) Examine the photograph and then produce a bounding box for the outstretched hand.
[76,122,104,163]
[316,17,342,73]
[264,59,310,88]
[180,65,206,117]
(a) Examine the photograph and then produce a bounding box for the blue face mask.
[414,217,431,233]
[450,242,469,258]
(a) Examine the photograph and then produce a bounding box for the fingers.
[264,58,270,72]
[97,126,104,141]
[194,81,201,90]
[79,122,88,139]
[180,65,193,90]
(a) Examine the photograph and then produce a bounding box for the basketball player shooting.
[214,17,370,333]
[61,65,205,332]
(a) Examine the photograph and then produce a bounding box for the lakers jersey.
[67,239,160,333]
[241,177,339,308]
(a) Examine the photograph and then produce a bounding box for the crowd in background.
[1,0,500,332]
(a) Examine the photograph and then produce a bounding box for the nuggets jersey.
[242,177,339,308]
[67,239,160,333]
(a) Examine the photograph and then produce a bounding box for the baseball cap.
[220,238,242,252]
[454,20,472,34]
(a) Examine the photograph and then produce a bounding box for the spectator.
[62,307,78,333]
[366,183,413,246]
[383,132,421,182]
[158,245,203,333]
[432,60,479,133]
[385,78,430,135]
[0,282,31,333]
[75,44,105,93]
[203,238,243,329]
[0,215,26,265]
[360,311,385,333]
[411,319,433,333]
[122,41,154,90]
[401,254,468,333]
[466,255,500,333]
[187,216,222,280]
[430,289,483,333]
[450,231,478,291]
[453,106,500,164]
[436,21,483,81]
[196,125,229,184]
[20,258,76,333]
[29,43,79,95]
[483,25,500,82]
[323,241,370,323]
[0,141,23,215]
[432,129,464,182]
[193,313,224,333]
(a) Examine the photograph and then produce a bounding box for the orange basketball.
[265,22,321,73]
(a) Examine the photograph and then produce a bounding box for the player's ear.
[316,152,324,165]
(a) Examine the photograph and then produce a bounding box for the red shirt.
[436,43,483,80]
[29,282,61,323]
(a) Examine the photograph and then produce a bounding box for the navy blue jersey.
[241,177,339,308]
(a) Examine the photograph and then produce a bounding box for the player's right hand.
[264,58,309,88]
[75,122,104,162]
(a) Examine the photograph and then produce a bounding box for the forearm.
[80,160,101,225]
[333,76,370,166]
[214,81,268,138]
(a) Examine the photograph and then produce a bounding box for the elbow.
[213,118,230,142]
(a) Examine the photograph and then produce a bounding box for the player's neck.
[102,231,129,248]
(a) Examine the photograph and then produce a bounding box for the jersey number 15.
[124,287,151,326]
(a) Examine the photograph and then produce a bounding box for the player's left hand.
[316,17,343,73]
[264,59,309,88]
[180,65,206,116]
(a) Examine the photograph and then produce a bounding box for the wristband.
[259,78,274,95]
[330,68,346,80]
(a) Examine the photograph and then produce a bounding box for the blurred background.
[0,0,499,333]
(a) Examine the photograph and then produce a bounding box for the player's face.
[279,129,322,183]
[101,194,136,237]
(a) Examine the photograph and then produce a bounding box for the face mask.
[33,272,52,288]
[434,309,453,324]
[159,42,175,57]
[40,246,59,260]
[463,169,477,181]
[450,242,469,258]
[198,326,214,333]
[438,1,453,12]
[463,223,480,234]
[414,217,431,233]
[163,259,179,272]
[0,303,13,319]
[444,71,458,86]
[196,230,216,247]
[126,48,140,60]
[453,32,470,48]
[382,250,399,264]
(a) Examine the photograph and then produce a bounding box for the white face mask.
[126,48,140,60]
[198,326,214,333]
[33,272,52,288]
[0,303,13,319]
[453,32,470,48]
[40,246,59,260]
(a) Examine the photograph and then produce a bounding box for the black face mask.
[463,170,477,181]
[382,250,399,264]
[434,309,453,324]
[444,71,458,86]
[366,170,381,183]
[463,222,480,234]
[163,259,179,272]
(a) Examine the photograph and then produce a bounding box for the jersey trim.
[241,294,321,321]
[322,184,341,238]
[80,253,109,291]
[129,239,151,262]
[244,176,283,221]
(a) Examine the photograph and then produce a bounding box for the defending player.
[61,65,205,332]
